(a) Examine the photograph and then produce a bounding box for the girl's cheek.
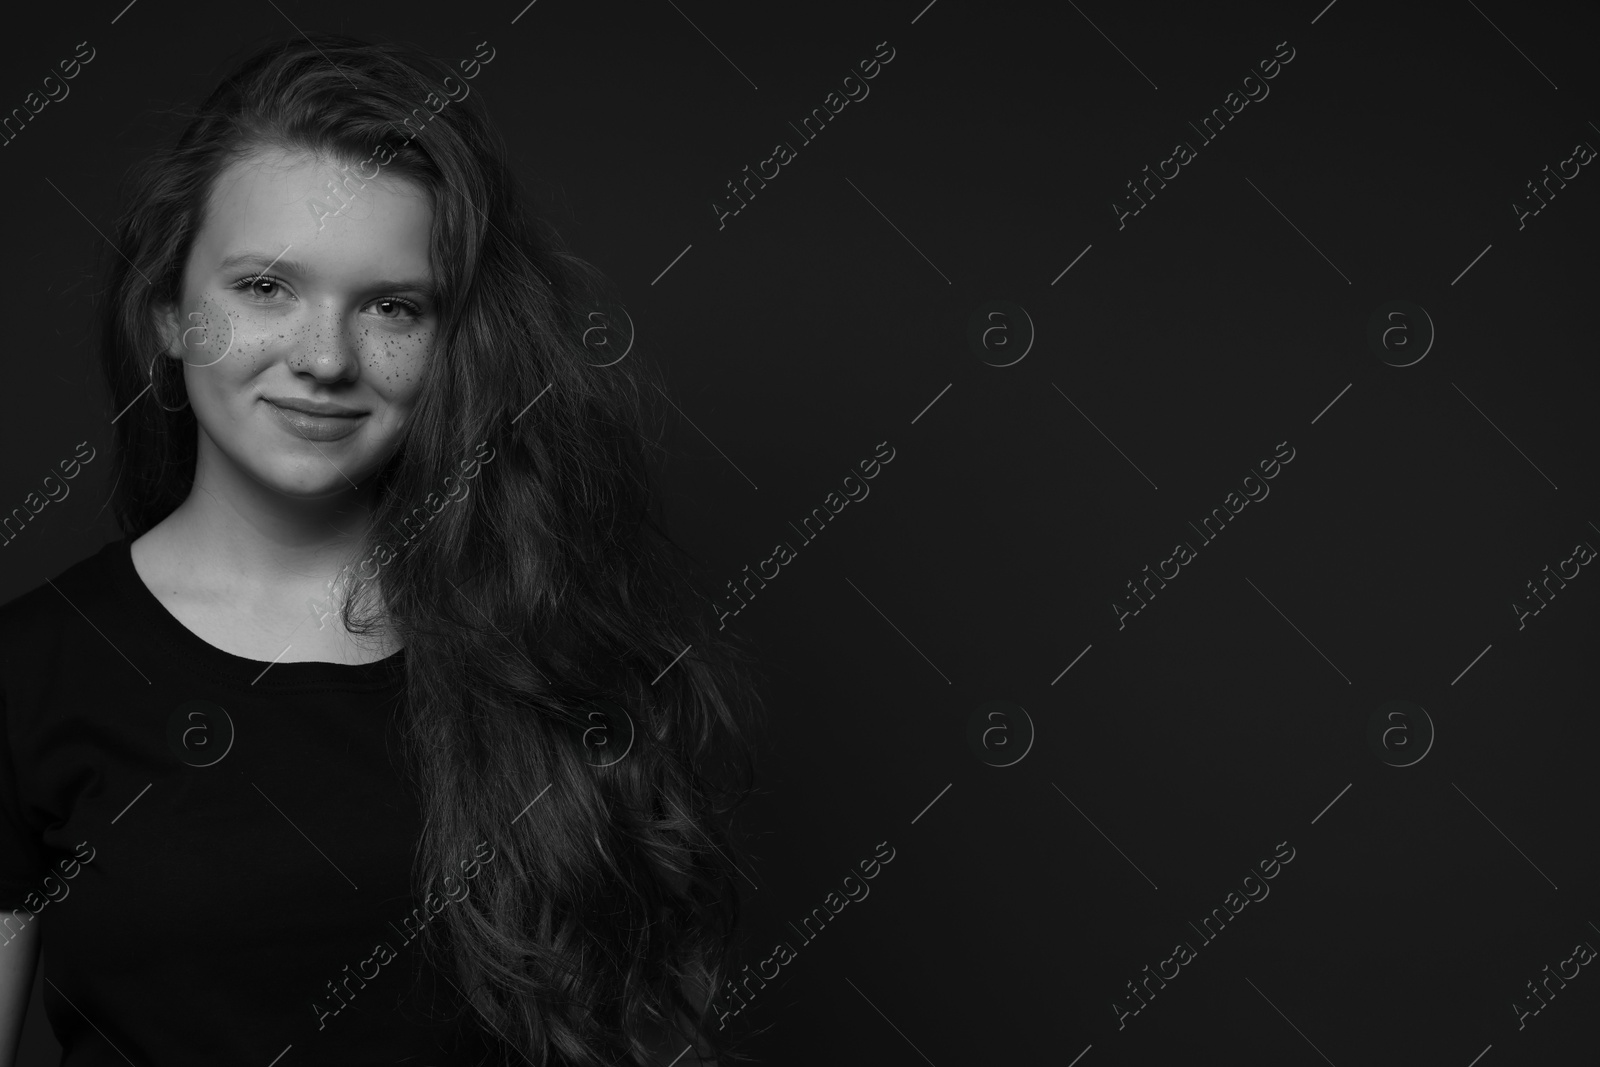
[180,293,281,375]
[177,294,236,368]
[221,298,285,373]
[361,324,435,393]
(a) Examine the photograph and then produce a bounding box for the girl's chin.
[207,437,390,499]
[251,464,370,500]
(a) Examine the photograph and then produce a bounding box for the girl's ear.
[152,300,182,358]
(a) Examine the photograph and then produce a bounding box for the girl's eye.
[371,297,424,319]
[226,276,425,319]
[231,274,284,299]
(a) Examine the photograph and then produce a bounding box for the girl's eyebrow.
[216,250,434,292]
[217,250,311,275]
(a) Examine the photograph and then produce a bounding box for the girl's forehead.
[191,147,435,283]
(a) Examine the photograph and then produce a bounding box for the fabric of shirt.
[0,535,501,1066]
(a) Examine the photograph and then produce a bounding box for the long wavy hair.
[95,33,763,1066]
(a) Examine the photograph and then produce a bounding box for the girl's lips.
[265,399,367,441]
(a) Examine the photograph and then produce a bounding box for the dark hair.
[95,33,763,1066]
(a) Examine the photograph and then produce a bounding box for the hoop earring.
[147,356,191,413]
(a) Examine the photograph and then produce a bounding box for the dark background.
[3,0,1598,1063]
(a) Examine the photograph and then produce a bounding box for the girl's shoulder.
[0,536,135,708]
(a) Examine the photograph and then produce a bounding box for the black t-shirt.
[0,536,500,1065]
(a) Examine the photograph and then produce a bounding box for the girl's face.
[157,146,438,500]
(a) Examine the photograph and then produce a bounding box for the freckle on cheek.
[181,295,235,365]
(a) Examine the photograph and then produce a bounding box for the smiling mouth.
[264,399,368,441]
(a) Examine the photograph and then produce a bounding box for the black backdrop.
[2,0,1598,1063]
